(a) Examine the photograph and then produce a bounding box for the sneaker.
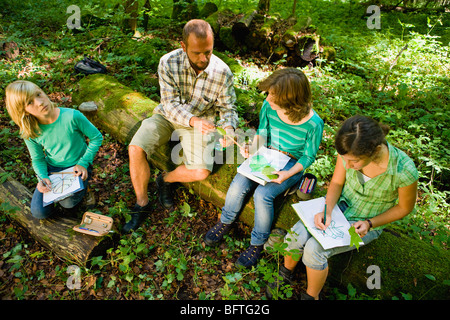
[156,173,174,209]
[263,228,287,251]
[235,244,264,268]
[122,202,153,233]
[204,221,233,246]
[266,265,294,299]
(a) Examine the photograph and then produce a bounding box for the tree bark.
[0,167,117,266]
[232,10,258,41]
[257,0,270,13]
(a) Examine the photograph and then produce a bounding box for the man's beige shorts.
[130,114,215,172]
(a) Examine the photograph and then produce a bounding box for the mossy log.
[0,167,117,266]
[199,2,218,19]
[231,9,258,41]
[72,73,450,299]
[205,8,328,68]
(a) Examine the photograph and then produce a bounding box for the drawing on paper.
[51,174,77,194]
[249,155,277,179]
[313,220,345,239]
[43,166,84,207]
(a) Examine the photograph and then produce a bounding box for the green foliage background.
[0,0,448,300]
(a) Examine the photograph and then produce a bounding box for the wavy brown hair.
[258,68,312,123]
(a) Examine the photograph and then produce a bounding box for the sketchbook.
[292,197,363,250]
[237,146,291,185]
[43,166,84,207]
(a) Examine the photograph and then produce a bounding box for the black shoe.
[235,244,264,268]
[204,221,233,246]
[266,265,294,299]
[122,203,153,233]
[156,173,174,209]
[300,292,317,300]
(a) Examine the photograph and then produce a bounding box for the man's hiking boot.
[300,292,317,300]
[204,221,233,246]
[266,265,294,299]
[122,202,153,233]
[235,244,264,268]
[156,173,174,209]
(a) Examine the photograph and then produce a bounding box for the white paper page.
[238,146,291,183]
[43,166,84,206]
[292,197,363,250]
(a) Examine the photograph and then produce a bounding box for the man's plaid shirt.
[153,48,238,129]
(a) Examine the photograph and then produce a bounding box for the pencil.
[323,203,327,234]
[36,174,52,191]
[50,171,75,174]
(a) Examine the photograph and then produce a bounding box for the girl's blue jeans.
[220,158,303,246]
[30,164,92,219]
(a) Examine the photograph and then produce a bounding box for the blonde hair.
[5,80,54,140]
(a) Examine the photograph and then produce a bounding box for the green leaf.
[217,127,226,136]
[261,165,278,179]
[181,201,190,215]
[348,226,361,251]
[424,274,436,281]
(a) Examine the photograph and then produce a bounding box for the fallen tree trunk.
[0,167,117,266]
[71,73,450,300]
[231,9,257,41]
[203,7,333,67]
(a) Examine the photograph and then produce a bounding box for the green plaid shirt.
[153,49,238,129]
[339,142,418,227]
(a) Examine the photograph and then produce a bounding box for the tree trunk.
[124,0,140,37]
[199,2,218,18]
[71,73,450,300]
[0,167,117,266]
[257,0,270,13]
[172,0,199,21]
[231,10,258,41]
[142,0,151,31]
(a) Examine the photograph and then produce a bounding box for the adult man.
[123,19,238,233]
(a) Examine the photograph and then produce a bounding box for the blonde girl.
[5,80,103,219]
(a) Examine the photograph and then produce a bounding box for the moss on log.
[72,73,450,299]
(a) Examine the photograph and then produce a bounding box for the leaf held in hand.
[261,165,278,179]
[217,127,226,136]
[348,226,362,251]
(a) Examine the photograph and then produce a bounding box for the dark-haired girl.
[267,115,418,300]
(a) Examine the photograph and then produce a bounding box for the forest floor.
[0,105,313,300]
[1,0,448,302]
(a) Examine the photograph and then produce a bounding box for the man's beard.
[189,59,209,73]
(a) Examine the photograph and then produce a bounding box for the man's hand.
[190,116,215,135]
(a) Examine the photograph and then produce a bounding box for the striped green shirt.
[257,100,324,169]
[339,142,419,227]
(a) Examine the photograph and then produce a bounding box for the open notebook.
[237,146,291,185]
[292,197,363,250]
